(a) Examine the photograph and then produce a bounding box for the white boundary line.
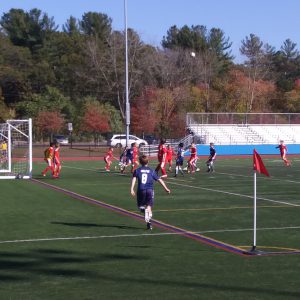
[167,178,300,207]
[63,164,300,184]
[62,164,300,207]
[216,171,300,184]
[1,226,299,245]
[62,165,126,176]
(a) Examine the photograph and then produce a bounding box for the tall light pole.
[124,0,130,146]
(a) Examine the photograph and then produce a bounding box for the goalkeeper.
[0,140,8,163]
[42,142,55,177]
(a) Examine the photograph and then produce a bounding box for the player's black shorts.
[137,189,154,208]
[176,157,183,166]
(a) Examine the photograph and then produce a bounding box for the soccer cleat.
[41,172,46,177]
[146,222,152,230]
[174,174,177,177]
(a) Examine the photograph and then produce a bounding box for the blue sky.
[1,0,300,62]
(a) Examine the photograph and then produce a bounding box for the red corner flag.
[253,149,270,177]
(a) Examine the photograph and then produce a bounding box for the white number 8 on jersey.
[141,173,148,184]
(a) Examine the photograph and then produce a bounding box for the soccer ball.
[190,52,196,57]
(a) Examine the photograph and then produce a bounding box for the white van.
[108,134,148,148]
[53,135,69,145]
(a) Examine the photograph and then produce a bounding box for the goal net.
[0,119,32,179]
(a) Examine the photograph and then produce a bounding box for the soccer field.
[0,156,299,299]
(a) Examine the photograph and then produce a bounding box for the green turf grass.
[0,157,299,299]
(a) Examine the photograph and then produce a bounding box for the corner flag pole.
[252,149,269,252]
[252,170,257,251]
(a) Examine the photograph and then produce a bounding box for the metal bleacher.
[186,113,300,145]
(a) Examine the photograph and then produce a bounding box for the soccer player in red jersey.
[276,140,291,166]
[104,147,115,171]
[155,138,168,178]
[42,142,55,177]
[53,142,61,178]
[131,142,139,173]
[166,144,174,172]
[188,142,197,173]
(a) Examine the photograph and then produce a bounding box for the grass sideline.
[0,156,299,299]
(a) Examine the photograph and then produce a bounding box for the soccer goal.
[0,119,32,179]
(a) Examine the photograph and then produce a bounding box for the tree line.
[1,8,300,140]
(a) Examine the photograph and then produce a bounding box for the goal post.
[0,119,32,179]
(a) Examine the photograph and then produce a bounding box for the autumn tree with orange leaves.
[81,102,111,144]
[131,87,187,138]
[35,111,65,142]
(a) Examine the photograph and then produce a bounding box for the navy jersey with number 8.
[133,166,159,190]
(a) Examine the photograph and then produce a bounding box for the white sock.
[149,211,153,220]
[145,209,150,223]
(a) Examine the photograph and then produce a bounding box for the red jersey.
[54,147,60,162]
[278,144,287,156]
[105,149,113,160]
[158,144,167,162]
[133,146,138,161]
[166,148,173,160]
[190,146,197,158]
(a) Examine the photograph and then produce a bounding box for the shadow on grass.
[94,274,300,298]
[51,221,142,230]
[0,248,147,281]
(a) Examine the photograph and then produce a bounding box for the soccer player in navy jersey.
[121,144,133,173]
[174,142,185,177]
[131,155,170,230]
[206,142,217,172]
[119,146,127,172]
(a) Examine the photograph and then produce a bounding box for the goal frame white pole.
[0,119,32,179]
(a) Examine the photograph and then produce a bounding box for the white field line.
[62,165,126,176]
[62,165,300,207]
[155,205,290,212]
[63,163,300,184]
[167,178,300,207]
[216,171,300,184]
[0,226,299,245]
[63,165,98,171]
